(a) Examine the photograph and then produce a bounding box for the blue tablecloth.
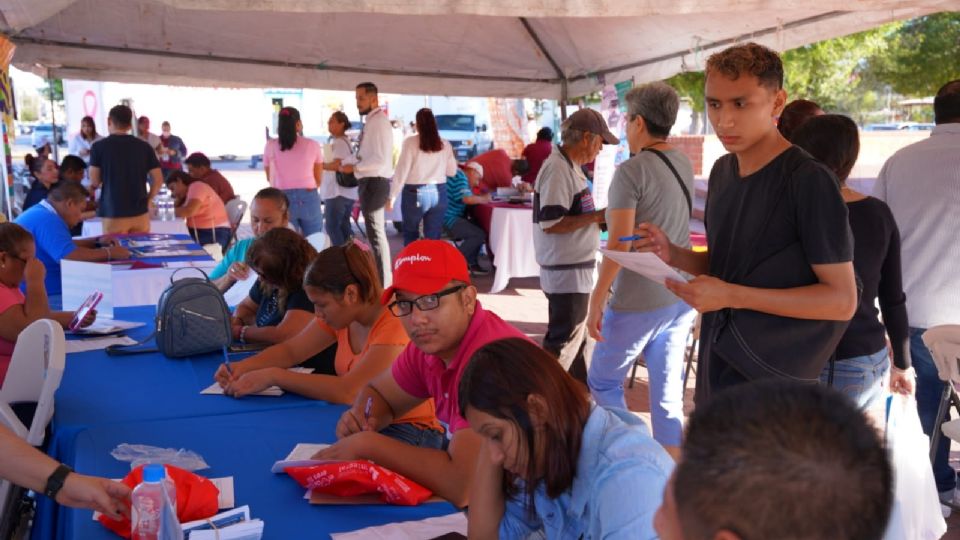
[120,233,215,264]
[33,305,365,539]
[62,408,458,539]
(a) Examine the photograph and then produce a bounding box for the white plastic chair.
[224,198,248,250]
[0,319,67,446]
[922,325,960,457]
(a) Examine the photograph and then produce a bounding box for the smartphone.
[228,342,268,353]
[69,291,103,331]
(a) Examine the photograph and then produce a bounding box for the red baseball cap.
[381,240,471,305]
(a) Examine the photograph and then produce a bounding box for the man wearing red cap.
[315,239,528,507]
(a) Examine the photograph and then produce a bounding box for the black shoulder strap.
[105,329,158,356]
[643,147,692,215]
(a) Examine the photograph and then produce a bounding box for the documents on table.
[600,249,688,285]
[183,505,264,540]
[201,367,315,396]
[329,512,467,539]
[271,443,332,473]
[65,336,137,354]
[67,319,146,336]
[211,476,235,509]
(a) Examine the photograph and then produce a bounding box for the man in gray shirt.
[533,109,616,383]
[586,82,695,458]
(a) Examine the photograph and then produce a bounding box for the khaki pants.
[101,213,150,234]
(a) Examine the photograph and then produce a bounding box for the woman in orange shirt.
[214,240,443,448]
[166,171,231,254]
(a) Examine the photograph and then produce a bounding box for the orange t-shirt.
[317,309,442,432]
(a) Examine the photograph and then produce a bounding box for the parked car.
[436,114,493,161]
[30,124,65,147]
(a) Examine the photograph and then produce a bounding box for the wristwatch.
[44,464,73,500]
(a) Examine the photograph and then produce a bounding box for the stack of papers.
[201,367,315,396]
[67,319,145,336]
[271,443,332,473]
[182,506,263,540]
[329,512,467,539]
[599,249,688,285]
[65,336,137,354]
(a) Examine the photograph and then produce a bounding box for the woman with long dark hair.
[22,156,58,212]
[460,338,673,539]
[68,116,102,164]
[263,106,324,236]
[389,108,458,245]
[792,114,914,407]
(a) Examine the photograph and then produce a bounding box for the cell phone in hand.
[69,291,103,331]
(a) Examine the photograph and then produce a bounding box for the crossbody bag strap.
[643,147,692,215]
[105,329,159,356]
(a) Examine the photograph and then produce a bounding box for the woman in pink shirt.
[0,223,96,385]
[165,171,231,254]
[263,107,324,236]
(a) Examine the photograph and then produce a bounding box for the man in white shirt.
[873,79,960,510]
[353,82,395,287]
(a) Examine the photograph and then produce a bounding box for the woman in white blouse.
[389,108,458,246]
[321,112,359,246]
[68,116,103,164]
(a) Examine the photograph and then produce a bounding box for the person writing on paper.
[209,188,290,294]
[14,182,130,297]
[216,240,445,448]
[312,240,529,507]
[462,338,674,539]
[230,228,319,348]
[0,223,97,384]
[0,424,129,519]
[585,82,696,458]
[165,171,232,254]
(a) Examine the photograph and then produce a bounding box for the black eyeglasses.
[388,285,466,317]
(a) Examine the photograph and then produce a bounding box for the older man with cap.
[314,239,528,507]
[533,108,617,384]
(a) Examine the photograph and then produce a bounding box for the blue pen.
[618,235,645,242]
[221,346,233,376]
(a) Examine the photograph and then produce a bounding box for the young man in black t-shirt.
[635,43,858,402]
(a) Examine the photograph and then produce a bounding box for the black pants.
[542,292,592,384]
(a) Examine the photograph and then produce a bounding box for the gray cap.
[624,82,680,131]
[562,108,619,145]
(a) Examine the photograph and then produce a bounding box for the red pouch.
[98,464,220,538]
[285,461,432,506]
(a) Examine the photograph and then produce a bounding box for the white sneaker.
[940,488,956,518]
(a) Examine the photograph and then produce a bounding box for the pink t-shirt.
[185,181,230,229]
[0,285,25,385]
[391,302,529,433]
[264,136,322,190]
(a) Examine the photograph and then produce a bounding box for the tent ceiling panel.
[2,0,954,98]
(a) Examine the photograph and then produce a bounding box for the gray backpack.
[107,269,231,358]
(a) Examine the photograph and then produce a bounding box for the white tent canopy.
[1,0,954,98]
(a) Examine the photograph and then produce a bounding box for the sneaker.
[469,263,490,276]
[940,488,957,518]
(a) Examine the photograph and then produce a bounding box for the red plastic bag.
[285,461,433,506]
[98,464,220,538]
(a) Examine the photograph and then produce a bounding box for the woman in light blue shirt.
[459,338,674,539]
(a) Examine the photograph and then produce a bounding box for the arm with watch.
[66,236,131,262]
[0,424,129,518]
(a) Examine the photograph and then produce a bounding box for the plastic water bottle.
[131,464,181,540]
[156,186,175,221]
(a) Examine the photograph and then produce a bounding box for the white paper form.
[330,512,467,539]
[271,443,332,473]
[201,367,314,397]
[65,336,137,354]
[600,249,688,286]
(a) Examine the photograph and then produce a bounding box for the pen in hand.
[222,346,233,377]
[618,235,645,242]
[363,396,373,430]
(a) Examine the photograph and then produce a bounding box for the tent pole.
[48,78,59,163]
[560,79,568,120]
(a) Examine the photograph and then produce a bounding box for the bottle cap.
[142,463,166,483]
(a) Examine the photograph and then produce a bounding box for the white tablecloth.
[489,206,540,294]
[81,218,189,237]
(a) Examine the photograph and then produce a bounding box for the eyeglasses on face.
[388,285,466,317]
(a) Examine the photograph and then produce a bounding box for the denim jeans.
[323,196,355,247]
[445,217,486,265]
[819,347,889,411]
[912,327,957,492]
[283,188,324,236]
[379,423,445,449]
[358,177,392,288]
[400,183,447,246]
[191,227,232,255]
[587,301,696,447]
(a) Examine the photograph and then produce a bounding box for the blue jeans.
[819,347,889,411]
[401,184,447,246]
[587,301,696,447]
[323,196,355,247]
[283,188,324,236]
[912,327,957,492]
[379,423,445,449]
